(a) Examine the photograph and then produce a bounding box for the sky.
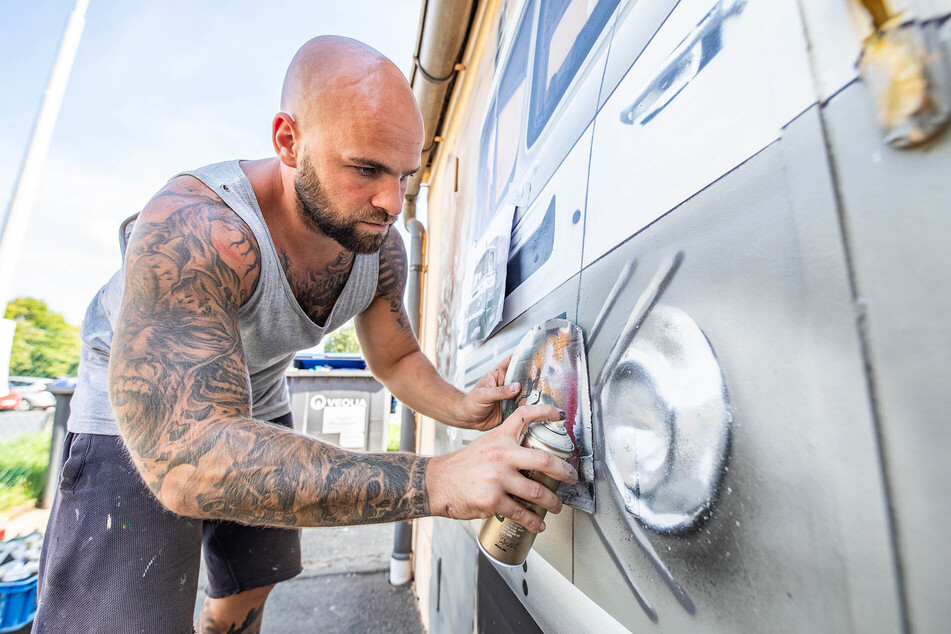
[0,0,422,324]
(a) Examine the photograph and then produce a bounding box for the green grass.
[387,421,401,452]
[0,430,51,511]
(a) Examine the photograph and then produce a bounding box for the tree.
[324,321,361,354]
[5,297,81,379]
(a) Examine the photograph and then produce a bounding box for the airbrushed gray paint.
[600,300,732,534]
[434,104,903,634]
[619,0,746,127]
[572,105,902,631]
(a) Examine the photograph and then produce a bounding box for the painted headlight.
[600,304,731,533]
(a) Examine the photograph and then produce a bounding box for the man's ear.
[272,113,299,168]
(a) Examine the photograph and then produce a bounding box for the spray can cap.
[528,419,574,454]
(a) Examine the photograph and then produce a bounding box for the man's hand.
[425,404,578,533]
[356,232,523,432]
[457,355,523,432]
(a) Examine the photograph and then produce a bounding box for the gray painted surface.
[434,102,914,634]
[427,517,478,634]
[570,105,901,631]
[822,80,951,634]
[423,0,951,631]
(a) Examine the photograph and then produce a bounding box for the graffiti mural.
[588,252,732,619]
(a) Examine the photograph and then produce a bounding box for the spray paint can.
[478,419,575,567]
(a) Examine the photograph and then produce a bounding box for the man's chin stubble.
[355,225,388,254]
[326,223,388,255]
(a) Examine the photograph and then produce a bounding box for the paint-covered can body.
[478,420,575,567]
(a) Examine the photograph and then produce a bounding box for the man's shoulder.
[156,173,231,215]
[380,228,408,267]
[376,228,408,299]
[125,173,262,299]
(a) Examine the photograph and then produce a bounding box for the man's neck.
[240,158,348,272]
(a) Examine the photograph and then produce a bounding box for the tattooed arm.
[108,177,433,527]
[355,230,520,432]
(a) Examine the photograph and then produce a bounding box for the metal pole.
[42,385,74,509]
[0,320,14,400]
[0,0,90,304]
[0,0,90,396]
[391,213,425,586]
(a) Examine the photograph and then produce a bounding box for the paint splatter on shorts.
[33,412,302,633]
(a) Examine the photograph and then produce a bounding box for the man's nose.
[371,176,405,217]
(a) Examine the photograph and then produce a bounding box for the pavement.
[194,523,424,633]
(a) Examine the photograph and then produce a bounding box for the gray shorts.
[34,413,302,634]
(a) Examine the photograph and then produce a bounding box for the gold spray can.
[478,419,575,567]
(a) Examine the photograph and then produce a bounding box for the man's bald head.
[271,36,424,252]
[280,35,421,135]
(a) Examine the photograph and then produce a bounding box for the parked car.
[8,377,56,410]
[0,390,26,411]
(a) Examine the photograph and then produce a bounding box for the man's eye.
[356,166,376,176]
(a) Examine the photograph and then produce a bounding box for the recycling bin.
[285,369,388,452]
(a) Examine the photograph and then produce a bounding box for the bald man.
[34,37,576,633]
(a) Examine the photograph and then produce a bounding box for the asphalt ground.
[194,523,424,633]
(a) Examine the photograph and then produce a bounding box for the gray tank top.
[67,160,379,435]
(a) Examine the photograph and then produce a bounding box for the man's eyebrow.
[349,157,420,177]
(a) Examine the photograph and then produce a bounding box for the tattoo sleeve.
[109,179,430,527]
[376,230,412,331]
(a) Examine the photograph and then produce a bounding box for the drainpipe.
[404,0,476,215]
[390,0,476,586]
[390,207,425,586]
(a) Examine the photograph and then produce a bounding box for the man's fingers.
[475,355,513,390]
[500,404,563,439]
[516,446,578,484]
[487,354,511,379]
[505,472,562,515]
[495,496,546,533]
[467,381,520,411]
[493,355,512,382]
[490,381,520,400]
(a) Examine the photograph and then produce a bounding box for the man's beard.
[294,157,390,254]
